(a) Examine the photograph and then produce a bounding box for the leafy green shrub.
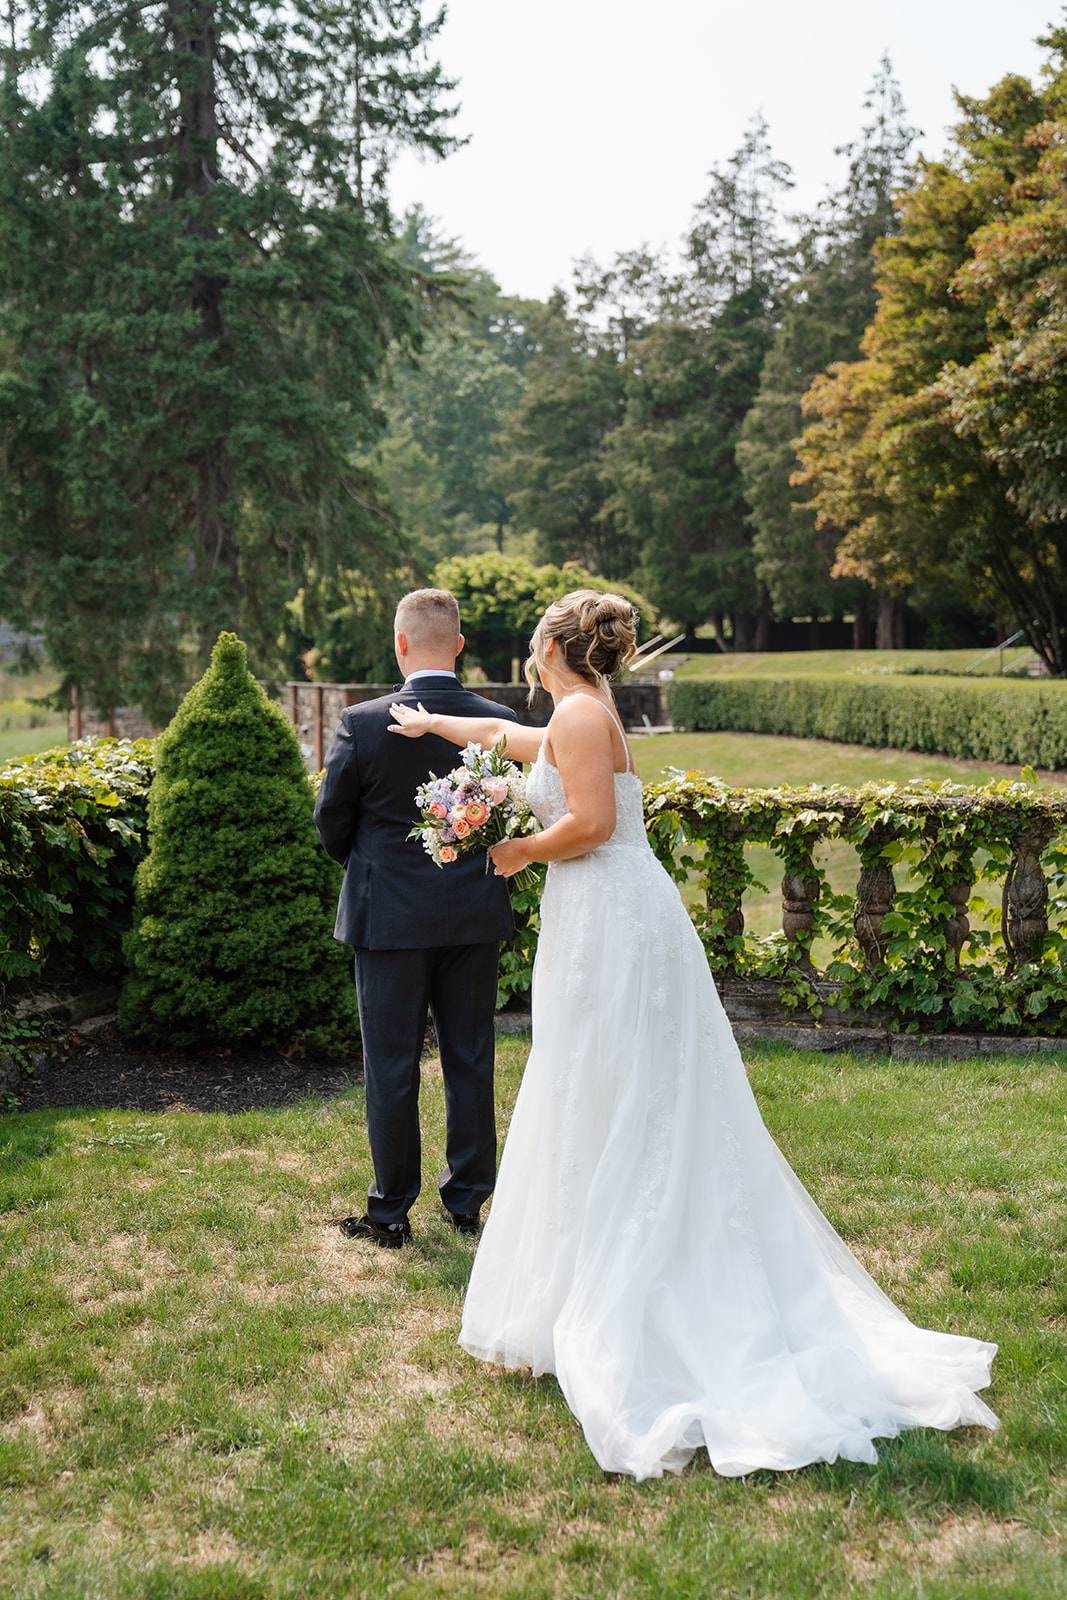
[120,634,358,1053]
[0,739,154,984]
[495,872,546,1011]
[434,552,657,681]
[667,675,1067,768]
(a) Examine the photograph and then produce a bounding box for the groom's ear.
[455,632,465,659]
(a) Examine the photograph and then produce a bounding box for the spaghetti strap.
[566,692,638,776]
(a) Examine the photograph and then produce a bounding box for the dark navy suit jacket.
[313,676,519,950]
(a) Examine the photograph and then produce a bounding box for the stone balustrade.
[642,779,1067,1003]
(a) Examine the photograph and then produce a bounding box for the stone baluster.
[705,820,747,963]
[943,879,973,971]
[781,857,819,973]
[854,827,896,968]
[1002,818,1056,973]
[925,813,972,973]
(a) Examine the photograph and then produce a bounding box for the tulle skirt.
[459,840,997,1480]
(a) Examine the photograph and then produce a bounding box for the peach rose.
[452,816,471,838]
[465,799,489,827]
[429,802,448,819]
[440,845,458,863]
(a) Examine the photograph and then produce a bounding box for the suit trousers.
[354,942,499,1225]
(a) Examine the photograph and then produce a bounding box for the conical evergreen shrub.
[120,633,358,1053]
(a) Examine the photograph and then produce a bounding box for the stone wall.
[67,704,160,742]
[65,679,669,766]
[283,680,668,769]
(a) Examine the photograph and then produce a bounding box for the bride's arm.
[489,698,618,876]
[388,701,545,764]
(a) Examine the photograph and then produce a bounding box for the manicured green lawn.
[0,719,68,763]
[630,729,1031,790]
[0,669,66,762]
[1,1036,1065,1598]
[673,647,1043,680]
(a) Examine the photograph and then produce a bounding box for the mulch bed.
[15,1018,364,1115]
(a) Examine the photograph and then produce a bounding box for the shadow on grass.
[795,1428,1016,1517]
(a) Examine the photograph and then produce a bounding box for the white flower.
[422,832,445,867]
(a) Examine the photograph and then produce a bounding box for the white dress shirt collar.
[404,668,457,683]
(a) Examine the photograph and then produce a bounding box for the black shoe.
[339,1213,411,1248]
[447,1209,481,1236]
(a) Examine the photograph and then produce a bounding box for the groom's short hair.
[395,588,461,652]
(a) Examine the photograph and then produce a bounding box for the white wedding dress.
[459,707,998,1480]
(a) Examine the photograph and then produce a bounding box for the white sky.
[388,0,1061,300]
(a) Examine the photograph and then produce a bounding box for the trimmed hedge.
[667,674,1067,768]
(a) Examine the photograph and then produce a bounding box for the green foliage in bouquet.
[120,634,358,1054]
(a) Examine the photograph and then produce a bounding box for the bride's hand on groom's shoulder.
[388,702,431,737]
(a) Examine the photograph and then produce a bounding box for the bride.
[388,589,997,1481]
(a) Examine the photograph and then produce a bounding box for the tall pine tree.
[737,59,917,642]
[796,53,1067,671]
[490,292,634,578]
[0,0,457,718]
[606,117,793,645]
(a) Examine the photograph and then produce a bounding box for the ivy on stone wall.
[644,770,1067,1035]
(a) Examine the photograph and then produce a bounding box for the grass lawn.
[0,667,66,763]
[629,730,1035,791]
[671,648,1048,681]
[1,1037,1065,1598]
[0,720,69,764]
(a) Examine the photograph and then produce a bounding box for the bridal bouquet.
[410,740,541,892]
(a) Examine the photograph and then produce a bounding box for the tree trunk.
[710,611,727,651]
[171,0,241,654]
[754,585,770,653]
[853,592,872,649]
[732,610,758,652]
[875,591,895,650]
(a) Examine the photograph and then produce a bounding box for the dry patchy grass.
[0,1037,1065,1598]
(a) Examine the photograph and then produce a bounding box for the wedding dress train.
[459,723,997,1480]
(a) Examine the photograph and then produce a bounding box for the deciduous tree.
[433,552,654,682]
[795,51,1067,671]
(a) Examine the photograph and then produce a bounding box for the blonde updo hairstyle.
[524,590,638,702]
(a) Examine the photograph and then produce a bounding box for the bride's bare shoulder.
[546,695,617,754]
[551,694,615,728]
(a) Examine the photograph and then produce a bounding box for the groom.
[314,588,518,1247]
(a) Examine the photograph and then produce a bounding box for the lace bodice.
[526,749,649,852]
